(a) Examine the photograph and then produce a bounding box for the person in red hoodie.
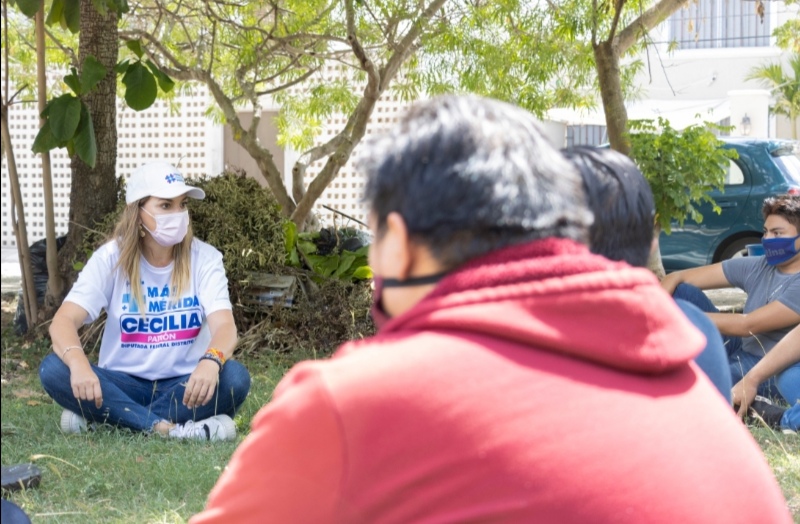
[191,95,791,524]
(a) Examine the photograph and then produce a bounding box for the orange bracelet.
[200,348,226,369]
[206,348,226,364]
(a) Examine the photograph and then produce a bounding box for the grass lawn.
[1,330,309,523]
[2,305,798,522]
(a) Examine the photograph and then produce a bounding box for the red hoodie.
[192,239,791,524]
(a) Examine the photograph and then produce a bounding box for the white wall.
[633,0,798,138]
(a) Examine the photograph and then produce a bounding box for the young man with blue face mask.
[662,195,800,432]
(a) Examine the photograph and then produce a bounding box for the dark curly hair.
[762,195,800,231]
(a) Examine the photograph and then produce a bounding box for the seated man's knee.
[673,282,703,301]
[776,363,800,405]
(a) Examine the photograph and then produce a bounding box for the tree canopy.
[117,0,449,227]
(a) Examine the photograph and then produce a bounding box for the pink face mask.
[141,209,190,247]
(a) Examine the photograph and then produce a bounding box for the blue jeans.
[39,353,251,432]
[673,283,800,429]
[674,298,732,400]
[777,365,800,431]
[1,500,31,524]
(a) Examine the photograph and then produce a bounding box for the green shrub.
[629,118,738,233]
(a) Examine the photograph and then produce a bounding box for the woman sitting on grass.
[39,161,250,441]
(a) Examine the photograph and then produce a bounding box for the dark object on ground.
[0,499,32,524]
[14,236,67,334]
[1,463,42,493]
[749,396,787,429]
[314,227,370,256]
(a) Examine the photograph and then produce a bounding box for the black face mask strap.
[381,272,448,288]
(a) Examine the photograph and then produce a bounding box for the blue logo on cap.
[165,173,185,184]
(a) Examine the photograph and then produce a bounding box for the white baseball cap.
[126,161,206,204]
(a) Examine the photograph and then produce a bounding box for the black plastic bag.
[14,236,67,334]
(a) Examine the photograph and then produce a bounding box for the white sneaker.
[60,409,88,434]
[168,415,236,442]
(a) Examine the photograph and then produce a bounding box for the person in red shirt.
[192,95,791,524]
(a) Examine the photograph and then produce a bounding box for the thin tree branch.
[607,0,627,43]
[616,0,689,54]
[322,204,368,228]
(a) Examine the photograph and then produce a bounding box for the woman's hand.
[70,361,103,408]
[184,359,220,408]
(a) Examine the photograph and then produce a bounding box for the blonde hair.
[112,198,194,313]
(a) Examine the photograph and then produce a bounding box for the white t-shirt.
[65,238,232,380]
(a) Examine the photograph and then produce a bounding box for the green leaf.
[45,0,65,26]
[80,56,107,93]
[63,0,80,33]
[352,266,373,280]
[282,221,297,253]
[48,94,82,141]
[114,60,131,75]
[297,240,317,256]
[31,121,61,154]
[145,60,175,93]
[115,0,130,15]
[63,68,81,95]
[73,104,97,167]
[122,62,158,111]
[126,40,144,59]
[335,252,356,277]
[311,255,340,278]
[14,0,40,17]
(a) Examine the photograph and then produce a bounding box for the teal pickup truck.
[659,138,800,272]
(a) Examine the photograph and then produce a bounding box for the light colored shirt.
[65,238,231,380]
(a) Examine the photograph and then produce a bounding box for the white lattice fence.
[2,74,411,246]
[1,88,222,247]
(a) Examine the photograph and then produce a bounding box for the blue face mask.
[761,234,800,266]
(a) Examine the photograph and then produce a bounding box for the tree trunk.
[58,0,119,292]
[593,40,631,156]
[37,4,63,318]
[1,109,38,327]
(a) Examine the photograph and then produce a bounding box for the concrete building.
[547,0,799,143]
